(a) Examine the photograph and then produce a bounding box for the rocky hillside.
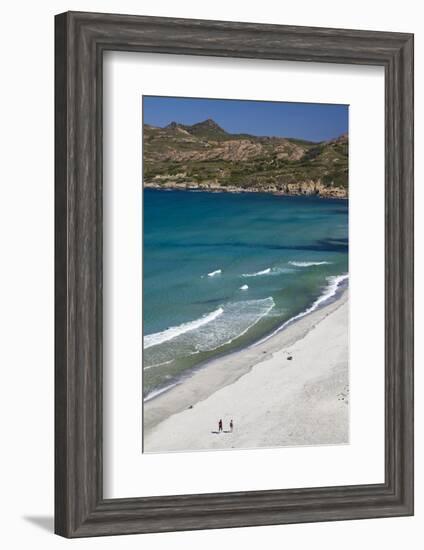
[143,119,348,198]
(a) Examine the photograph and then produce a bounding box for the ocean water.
[143,189,348,399]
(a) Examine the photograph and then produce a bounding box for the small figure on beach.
[230,419,234,432]
[218,419,223,432]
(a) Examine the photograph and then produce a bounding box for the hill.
[143,119,348,198]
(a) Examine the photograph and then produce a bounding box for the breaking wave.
[242,267,292,277]
[255,274,348,345]
[144,307,224,349]
[289,261,331,267]
[144,297,275,366]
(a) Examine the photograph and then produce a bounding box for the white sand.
[144,291,349,453]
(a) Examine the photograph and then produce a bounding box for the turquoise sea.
[143,189,348,399]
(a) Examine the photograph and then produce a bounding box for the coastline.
[143,287,349,452]
[143,182,348,199]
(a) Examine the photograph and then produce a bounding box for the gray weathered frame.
[55,11,414,538]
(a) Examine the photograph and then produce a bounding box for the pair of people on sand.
[218,419,233,433]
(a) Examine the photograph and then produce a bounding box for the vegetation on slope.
[143,119,348,198]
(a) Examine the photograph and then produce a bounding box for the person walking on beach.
[230,419,234,433]
[218,419,223,433]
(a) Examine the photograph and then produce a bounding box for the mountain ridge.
[143,119,348,198]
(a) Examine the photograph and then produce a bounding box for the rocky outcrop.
[144,180,347,199]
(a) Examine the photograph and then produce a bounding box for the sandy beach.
[143,289,349,453]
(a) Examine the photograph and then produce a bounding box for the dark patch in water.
[253,216,303,224]
[157,238,348,253]
[326,208,349,215]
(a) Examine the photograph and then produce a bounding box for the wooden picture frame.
[55,11,414,537]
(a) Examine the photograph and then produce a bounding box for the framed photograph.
[141,95,350,453]
[55,11,414,537]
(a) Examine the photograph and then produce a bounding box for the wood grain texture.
[54,11,414,538]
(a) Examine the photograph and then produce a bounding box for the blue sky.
[143,96,348,142]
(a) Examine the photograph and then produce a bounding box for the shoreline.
[143,182,348,200]
[143,287,349,451]
[143,275,348,404]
